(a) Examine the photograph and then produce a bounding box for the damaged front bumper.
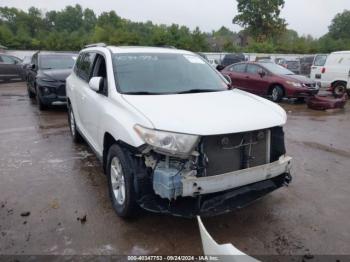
[138,157,292,218]
[182,155,292,197]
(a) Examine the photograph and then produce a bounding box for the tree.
[328,10,350,39]
[233,0,286,42]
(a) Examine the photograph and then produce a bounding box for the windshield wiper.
[176,89,223,94]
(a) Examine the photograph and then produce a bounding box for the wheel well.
[331,80,347,87]
[103,132,117,174]
[268,84,285,96]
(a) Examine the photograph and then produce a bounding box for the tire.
[68,105,83,143]
[107,144,138,218]
[35,88,47,111]
[27,85,35,99]
[332,82,347,98]
[271,85,284,102]
[296,97,305,103]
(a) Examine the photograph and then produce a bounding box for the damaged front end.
[132,126,292,218]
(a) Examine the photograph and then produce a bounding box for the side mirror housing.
[216,65,225,71]
[89,76,103,92]
[223,74,232,85]
[258,69,266,77]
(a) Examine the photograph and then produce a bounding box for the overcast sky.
[1,0,350,38]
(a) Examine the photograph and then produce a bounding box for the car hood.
[280,74,314,83]
[40,69,72,81]
[122,89,287,136]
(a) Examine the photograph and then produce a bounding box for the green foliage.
[0,5,208,52]
[328,10,350,39]
[233,0,287,42]
[0,5,349,54]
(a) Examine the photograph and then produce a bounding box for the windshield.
[261,62,295,75]
[112,53,227,94]
[40,54,77,70]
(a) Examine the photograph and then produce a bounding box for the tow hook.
[284,173,292,186]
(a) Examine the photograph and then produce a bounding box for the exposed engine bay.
[133,126,292,217]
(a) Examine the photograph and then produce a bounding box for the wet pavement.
[0,82,350,256]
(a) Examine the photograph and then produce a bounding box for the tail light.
[321,67,326,74]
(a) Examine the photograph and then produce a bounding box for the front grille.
[57,84,66,96]
[304,83,317,88]
[201,129,270,176]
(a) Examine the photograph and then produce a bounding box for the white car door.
[79,54,109,153]
[74,52,96,146]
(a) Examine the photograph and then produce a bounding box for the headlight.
[286,81,302,87]
[134,125,199,156]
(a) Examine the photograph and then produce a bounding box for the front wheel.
[107,144,138,218]
[271,86,284,102]
[27,85,35,99]
[35,88,47,111]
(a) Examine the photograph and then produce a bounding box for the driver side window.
[246,64,260,75]
[91,54,108,96]
[0,55,16,64]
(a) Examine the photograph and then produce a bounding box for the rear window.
[313,55,327,66]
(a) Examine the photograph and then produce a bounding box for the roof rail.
[84,43,107,48]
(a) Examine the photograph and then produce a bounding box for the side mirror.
[223,74,232,85]
[258,69,266,77]
[216,65,225,71]
[89,76,103,92]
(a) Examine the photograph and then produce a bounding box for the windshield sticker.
[115,55,158,61]
[184,55,205,64]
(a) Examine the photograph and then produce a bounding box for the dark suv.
[221,62,319,102]
[27,51,77,110]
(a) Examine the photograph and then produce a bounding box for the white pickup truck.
[66,44,292,218]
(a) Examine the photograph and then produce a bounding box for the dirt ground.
[0,82,349,258]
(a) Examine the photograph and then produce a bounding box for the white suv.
[66,44,292,218]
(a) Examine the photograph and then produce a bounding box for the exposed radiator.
[201,129,271,176]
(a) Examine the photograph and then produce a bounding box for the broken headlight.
[134,125,199,156]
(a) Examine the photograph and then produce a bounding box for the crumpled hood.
[280,74,315,84]
[122,89,287,136]
[40,69,72,82]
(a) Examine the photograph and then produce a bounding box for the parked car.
[66,44,292,218]
[0,54,23,82]
[285,60,301,75]
[27,51,77,110]
[300,56,315,76]
[221,62,319,102]
[221,53,246,67]
[310,51,350,96]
